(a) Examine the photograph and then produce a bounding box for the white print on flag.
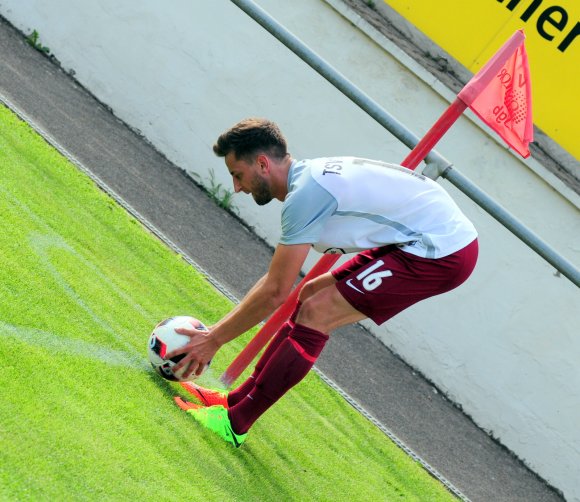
[458,30,533,158]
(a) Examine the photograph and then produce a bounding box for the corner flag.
[458,30,533,158]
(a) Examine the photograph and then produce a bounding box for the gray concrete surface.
[0,16,564,502]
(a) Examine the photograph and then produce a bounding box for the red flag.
[458,30,533,158]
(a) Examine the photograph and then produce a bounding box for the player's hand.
[167,326,220,379]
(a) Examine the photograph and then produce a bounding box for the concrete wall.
[1,0,578,498]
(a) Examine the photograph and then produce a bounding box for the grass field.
[0,103,456,501]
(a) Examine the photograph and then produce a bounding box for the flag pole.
[400,99,467,169]
[219,30,527,387]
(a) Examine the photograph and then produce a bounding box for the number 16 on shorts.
[346,260,392,293]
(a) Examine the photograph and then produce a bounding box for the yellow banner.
[385,0,579,160]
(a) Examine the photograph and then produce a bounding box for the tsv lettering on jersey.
[322,159,344,176]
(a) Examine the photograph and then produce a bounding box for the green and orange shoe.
[180,382,229,408]
[175,400,247,448]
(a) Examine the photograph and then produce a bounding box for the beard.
[250,174,273,206]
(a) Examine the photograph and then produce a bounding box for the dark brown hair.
[213,118,288,161]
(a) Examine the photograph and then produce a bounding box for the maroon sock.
[228,323,329,434]
[227,302,302,408]
[227,321,292,406]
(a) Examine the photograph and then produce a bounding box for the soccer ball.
[147,316,210,381]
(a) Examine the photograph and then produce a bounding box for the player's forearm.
[208,244,310,348]
[210,280,288,347]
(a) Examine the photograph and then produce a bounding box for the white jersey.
[280,157,477,259]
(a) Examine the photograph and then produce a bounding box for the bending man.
[169,118,478,447]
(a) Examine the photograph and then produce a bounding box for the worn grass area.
[0,104,455,501]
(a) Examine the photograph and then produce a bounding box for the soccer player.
[169,118,478,447]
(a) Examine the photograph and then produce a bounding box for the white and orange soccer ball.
[147,316,210,381]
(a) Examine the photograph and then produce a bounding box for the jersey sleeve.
[280,179,337,245]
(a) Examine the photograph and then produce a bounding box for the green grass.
[0,103,456,501]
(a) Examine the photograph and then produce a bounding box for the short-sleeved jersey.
[280,157,477,259]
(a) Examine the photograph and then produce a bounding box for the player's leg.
[227,275,366,436]
[226,299,303,406]
[180,303,301,408]
[215,272,341,407]
[295,277,367,333]
[231,239,479,433]
[179,275,337,408]
[182,241,478,445]
[297,271,339,300]
[180,250,383,440]
[177,273,357,446]
[179,312,334,448]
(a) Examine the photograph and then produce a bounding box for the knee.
[295,294,319,326]
[294,292,338,333]
[298,280,318,303]
[297,273,336,304]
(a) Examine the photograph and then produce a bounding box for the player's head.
[213,118,288,163]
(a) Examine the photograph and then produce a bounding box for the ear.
[256,154,270,174]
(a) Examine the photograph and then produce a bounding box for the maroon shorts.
[333,239,478,325]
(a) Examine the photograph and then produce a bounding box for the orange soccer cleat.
[180,381,229,408]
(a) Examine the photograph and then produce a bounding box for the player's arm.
[170,243,311,377]
[211,242,311,346]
